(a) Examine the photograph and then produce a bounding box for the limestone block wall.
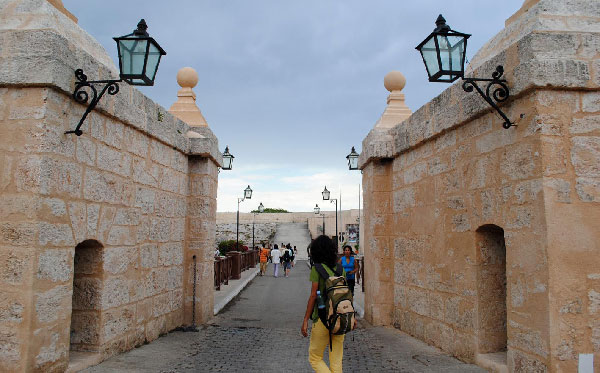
[216,222,277,247]
[359,1,600,371]
[217,210,362,245]
[0,1,221,371]
[186,157,219,324]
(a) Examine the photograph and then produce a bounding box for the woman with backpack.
[301,235,355,373]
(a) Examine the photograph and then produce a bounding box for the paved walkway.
[84,261,484,372]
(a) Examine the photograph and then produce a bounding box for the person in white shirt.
[270,244,282,278]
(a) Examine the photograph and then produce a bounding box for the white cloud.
[217,166,362,212]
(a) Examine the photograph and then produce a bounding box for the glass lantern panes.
[244,185,252,199]
[114,19,166,86]
[322,187,330,200]
[222,146,234,170]
[346,146,359,170]
[416,15,470,83]
[314,204,320,214]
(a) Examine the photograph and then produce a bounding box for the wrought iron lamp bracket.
[461,66,514,129]
[65,69,121,136]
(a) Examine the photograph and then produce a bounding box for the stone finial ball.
[384,71,406,92]
[176,67,198,88]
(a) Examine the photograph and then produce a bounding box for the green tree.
[250,207,289,213]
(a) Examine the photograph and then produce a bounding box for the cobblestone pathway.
[85,262,484,372]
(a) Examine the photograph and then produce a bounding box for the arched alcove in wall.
[475,224,507,354]
[70,239,104,352]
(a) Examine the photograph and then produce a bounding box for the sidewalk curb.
[213,268,260,315]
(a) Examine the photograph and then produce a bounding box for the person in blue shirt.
[339,245,358,295]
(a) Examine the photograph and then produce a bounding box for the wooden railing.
[214,256,231,291]
[214,249,260,291]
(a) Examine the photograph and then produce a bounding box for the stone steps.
[272,223,312,260]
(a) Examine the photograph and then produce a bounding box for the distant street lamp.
[416,14,513,129]
[322,186,338,251]
[221,146,234,170]
[314,204,325,235]
[252,202,264,250]
[244,185,252,199]
[346,146,359,170]
[66,19,166,136]
[236,185,252,251]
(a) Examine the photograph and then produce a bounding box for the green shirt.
[309,264,345,322]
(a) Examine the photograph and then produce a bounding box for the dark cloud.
[63,0,524,208]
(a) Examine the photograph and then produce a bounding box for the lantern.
[244,185,252,199]
[322,186,330,201]
[346,146,359,170]
[222,146,234,170]
[114,19,167,86]
[415,15,470,83]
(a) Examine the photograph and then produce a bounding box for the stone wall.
[0,1,221,371]
[359,1,600,371]
[217,210,362,247]
[216,222,277,247]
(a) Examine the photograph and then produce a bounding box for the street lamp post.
[252,202,264,250]
[346,148,362,251]
[322,186,338,252]
[314,204,325,235]
[236,185,252,251]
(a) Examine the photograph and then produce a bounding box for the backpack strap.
[334,262,343,276]
[315,262,344,279]
[314,263,330,280]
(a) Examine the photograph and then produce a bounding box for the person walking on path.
[282,244,293,277]
[271,244,282,277]
[301,235,346,373]
[339,245,358,295]
[259,243,270,276]
[292,246,297,267]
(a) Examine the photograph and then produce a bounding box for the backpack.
[314,262,357,349]
[282,249,291,262]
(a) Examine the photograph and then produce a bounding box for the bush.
[217,240,245,255]
[250,207,289,213]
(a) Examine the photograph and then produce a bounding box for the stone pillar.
[168,67,221,326]
[361,71,411,326]
[362,160,394,326]
[185,156,218,325]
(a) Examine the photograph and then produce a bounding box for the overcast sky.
[63,0,524,212]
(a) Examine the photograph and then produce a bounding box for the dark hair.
[343,245,352,252]
[274,244,279,250]
[310,235,337,268]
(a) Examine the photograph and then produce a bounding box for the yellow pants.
[259,262,267,273]
[308,319,344,373]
